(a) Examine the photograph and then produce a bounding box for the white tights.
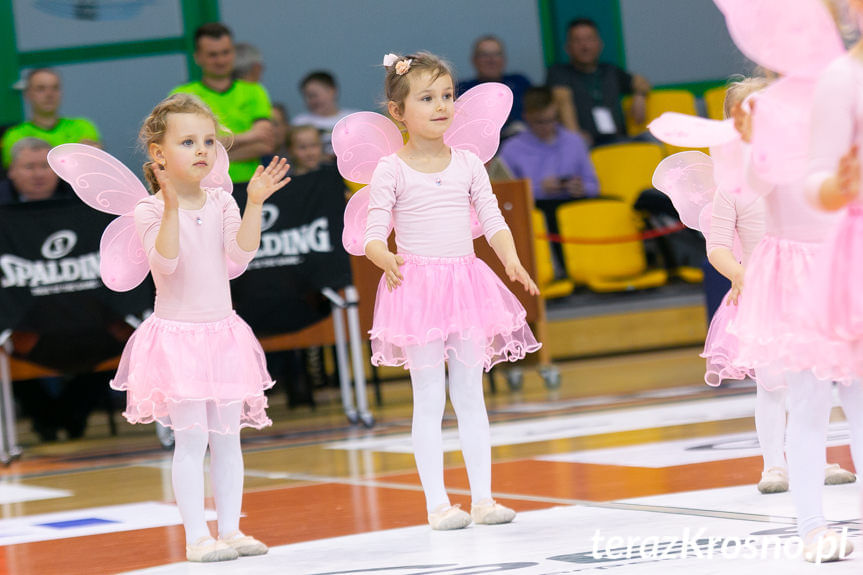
[786,372,863,539]
[170,402,244,544]
[407,337,491,512]
[753,372,787,471]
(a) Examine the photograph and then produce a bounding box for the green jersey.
[1,117,101,167]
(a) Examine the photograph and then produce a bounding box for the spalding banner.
[0,198,153,372]
[231,165,352,335]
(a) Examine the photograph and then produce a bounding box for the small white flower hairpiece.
[383,53,412,75]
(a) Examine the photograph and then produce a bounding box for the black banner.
[231,165,352,335]
[0,199,154,372]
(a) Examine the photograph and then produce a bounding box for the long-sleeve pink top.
[363,148,509,257]
[707,189,766,267]
[807,53,863,211]
[134,187,257,322]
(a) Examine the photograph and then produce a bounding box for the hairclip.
[382,53,412,75]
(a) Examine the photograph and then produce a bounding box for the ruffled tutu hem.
[726,235,840,375]
[111,312,274,433]
[369,253,541,371]
[701,294,753,386]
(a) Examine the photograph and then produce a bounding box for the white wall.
[219,0,546,120]
[620,0,751,85]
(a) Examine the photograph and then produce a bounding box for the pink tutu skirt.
[728,235,843,381]
[111,312,274,434]
[801,205,863,380]
[369,253,541,371]
[701,292,753,386]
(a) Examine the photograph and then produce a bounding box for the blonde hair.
[138,93,223,193]
[383,51,455,116]
[723,76,770,118]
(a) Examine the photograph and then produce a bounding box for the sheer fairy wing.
[713,0,844,78]
[342,186,386,256]
[750,76,815,184]
[201,142,233,194]
[332,112,404,185]
[99,214,150,292]
[652,151,716,231]
[444,82,513,163]
[648,113,738,148]
[48,143,147,215]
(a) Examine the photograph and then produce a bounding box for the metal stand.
[0,331,22,465]
[322,287,374,428]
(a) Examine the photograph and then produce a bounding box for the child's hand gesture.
[837,145,860,202]
[153,164,178,210]
[247,156,291,205]
[505,258,539,296]
[383,253,405,292]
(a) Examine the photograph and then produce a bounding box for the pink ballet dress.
[701,188,765,386]
[803,54,863,380]
[726,175,841,384]
[111,187,273,433]
[364,148,540,371]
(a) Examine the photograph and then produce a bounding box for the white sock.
[754,376,787,471]
[786,371,832,539]
[208,402,244,538]
[406,340,449,513]
[170,403,211,544]
[447,336,492,505]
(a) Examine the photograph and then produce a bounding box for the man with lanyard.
[171,22,275,192]
[1,69,101,170]
[546,18,650,147]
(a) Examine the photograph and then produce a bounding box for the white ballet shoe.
[824,463,857,485]
[470,499,516,525]
[219,531,269,556]
[802,527,854,563]
[428,503,472,530]
[757,467,788,494]
[185,536,239,562]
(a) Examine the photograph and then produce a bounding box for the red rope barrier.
[539,221,687,245]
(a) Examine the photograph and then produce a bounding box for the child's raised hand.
[153,164,178,210]
[247,156,291,205]
[505,259,539,296]
[383,253,405,292]
[837,145,860,201]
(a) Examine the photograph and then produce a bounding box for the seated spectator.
[0,137,91,441]
[0,138,72,204]
[546,18,650,147]
[292,71,359,159]
[287,125,325,176]
[233,42,264,83]
[270,102,291,160]
[1,68,101,169]
[460,35,533,137]
[499,87,599,276]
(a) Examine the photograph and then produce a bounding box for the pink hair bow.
[382,53,399,67]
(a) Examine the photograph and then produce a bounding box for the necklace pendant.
[435,177,442,186]
[196,217,202,225]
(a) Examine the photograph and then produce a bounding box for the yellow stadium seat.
[703,85,728,121]
[622,89,699,154]
[556,200,667,293]
[590,142,664,205]
[531,209,575,299]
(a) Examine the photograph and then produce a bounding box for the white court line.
[325,394,763,453]
[0,483,71,504]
